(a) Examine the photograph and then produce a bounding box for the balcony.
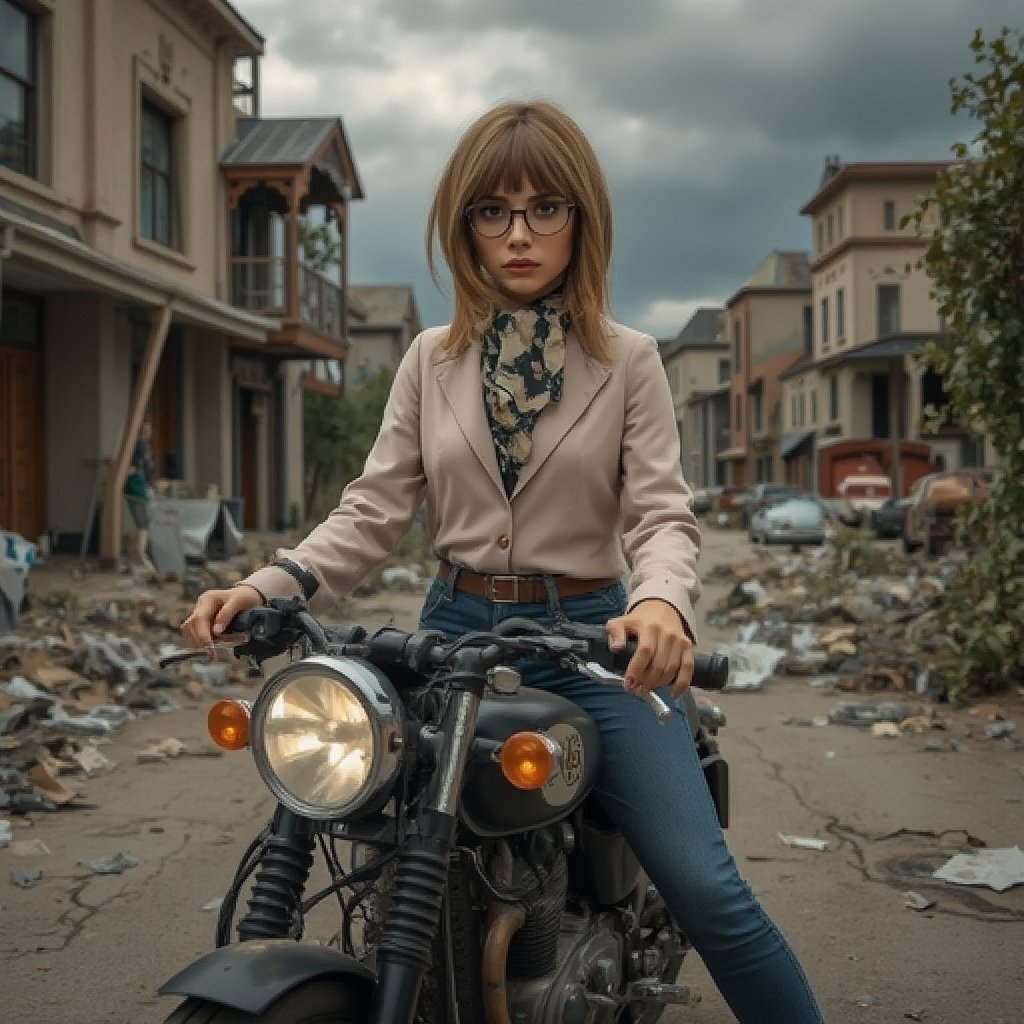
[230,254,345,358]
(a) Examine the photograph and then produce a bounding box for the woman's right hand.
[180,584,265,649]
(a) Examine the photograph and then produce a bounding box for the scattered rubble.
[704,546,1020,746]
[0,545,431,833]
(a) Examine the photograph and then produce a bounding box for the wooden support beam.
[98,304,172,567]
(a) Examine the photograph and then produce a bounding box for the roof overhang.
[780,430,814,459]
[813,334,933,371]
[0,208,276,342]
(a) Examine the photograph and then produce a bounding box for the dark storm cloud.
[231,0,1017,334]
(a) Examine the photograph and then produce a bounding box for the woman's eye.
[533,201,559,217]
[479,204,507,220]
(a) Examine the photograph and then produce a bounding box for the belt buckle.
[486,574,521,603]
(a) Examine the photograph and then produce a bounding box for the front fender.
[159,940,375,1015]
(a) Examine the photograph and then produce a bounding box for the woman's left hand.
[605,598,694,699]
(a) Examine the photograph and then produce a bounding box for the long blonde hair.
[426,100,614,362]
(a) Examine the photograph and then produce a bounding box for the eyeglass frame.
[463,200,578,238]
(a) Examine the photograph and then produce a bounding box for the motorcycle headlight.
[250,655,404,819]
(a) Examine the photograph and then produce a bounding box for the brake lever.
[158,642,239,669]
[566,656,674,725]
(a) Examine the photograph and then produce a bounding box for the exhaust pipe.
[481,902,526,1024]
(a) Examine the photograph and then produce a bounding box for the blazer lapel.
[434,345,506,498]
[511,333,611,499]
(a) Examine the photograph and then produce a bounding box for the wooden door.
[0,345,45,540]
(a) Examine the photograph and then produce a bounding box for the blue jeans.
[419,571,824,1024]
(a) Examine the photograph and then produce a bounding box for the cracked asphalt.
[1,530,1022,1023]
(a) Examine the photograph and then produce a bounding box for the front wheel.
[163,979,365,1024]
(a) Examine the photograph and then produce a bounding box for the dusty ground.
[1,529,1022,1023]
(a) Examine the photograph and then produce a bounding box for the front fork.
[235,806,315,942]
[368,676,483,1024]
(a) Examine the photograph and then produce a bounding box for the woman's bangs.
[472,124,572,200]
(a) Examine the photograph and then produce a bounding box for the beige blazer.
[245,320,702,637]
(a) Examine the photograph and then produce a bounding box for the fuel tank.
[460,686,601,838]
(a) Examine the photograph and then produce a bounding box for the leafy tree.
[303,369,395,520]
[908,27,1024,701]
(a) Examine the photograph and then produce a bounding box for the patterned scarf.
[481,292,569,496]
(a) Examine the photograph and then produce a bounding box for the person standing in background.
[124,418,156,571]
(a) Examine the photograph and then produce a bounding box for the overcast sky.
[232,0,1014,339]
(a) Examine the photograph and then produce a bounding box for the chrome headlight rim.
[250,654,404,819]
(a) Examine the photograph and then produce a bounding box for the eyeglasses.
[464,200,577,238]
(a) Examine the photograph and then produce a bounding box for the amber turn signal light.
[207,699,251,751]
[499,731,559,790]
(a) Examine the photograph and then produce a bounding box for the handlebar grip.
[611,642,729,691]
[693,652,729,690]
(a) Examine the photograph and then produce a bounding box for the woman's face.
[467,177,574,306]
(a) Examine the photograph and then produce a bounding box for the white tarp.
[0,532,36,635]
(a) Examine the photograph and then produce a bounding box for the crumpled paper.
[933,845,1024,892]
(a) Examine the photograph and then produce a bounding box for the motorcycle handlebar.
[205,602,729,691]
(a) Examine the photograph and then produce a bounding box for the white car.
[836,474,893,520]
[749,494,829,546]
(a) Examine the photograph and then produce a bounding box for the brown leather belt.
[438,560,618,604]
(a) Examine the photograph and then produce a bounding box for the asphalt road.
[1,529,1022,1023]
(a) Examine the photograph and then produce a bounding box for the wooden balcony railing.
[298,264,344,340]
[231,257,344,341]
[231,256,287,314]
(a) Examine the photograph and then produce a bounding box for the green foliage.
[303,369,395,521]
[907,27,1024,702]
[830,528,892,577]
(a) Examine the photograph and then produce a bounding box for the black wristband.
[272,558,320,601]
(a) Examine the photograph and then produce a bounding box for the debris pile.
[704,547,1021,743]
[0,561,259,826]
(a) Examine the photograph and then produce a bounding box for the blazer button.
[497,534,510,550]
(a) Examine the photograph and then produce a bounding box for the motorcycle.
[156,596,730,1024]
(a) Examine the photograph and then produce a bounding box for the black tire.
[162,979,366,1024]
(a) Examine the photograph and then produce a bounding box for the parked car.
[712,486,753,519]
[870,496,912,539]
[835,473,893,524]
[748,493,829,546]
[902,469,991,556]
[742,482,801,528]
[821,496,861,529]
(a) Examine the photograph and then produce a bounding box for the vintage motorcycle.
[156,596,729,1024]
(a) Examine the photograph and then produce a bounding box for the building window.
[829,374,839,420]
[811,390,818,424]
[734,393,742,432]
[0,0,35,177]
[883,199,896,231]
[816,221,824,255]
[798,392,806,427]
[732,319,742,373]
[836,287,845,340]
[877,284,901,336]
[140,98,178,248]
[802,304,813,354]
[752,390,763,433]
[837,203,844,239]
[826,212,834,246]
[820,296,829,346]
[718,358,730,384]
[791,393,798,428]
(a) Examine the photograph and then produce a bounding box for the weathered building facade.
[0,0,363,557]
[781,160,986,495]
[659,307,730,490]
